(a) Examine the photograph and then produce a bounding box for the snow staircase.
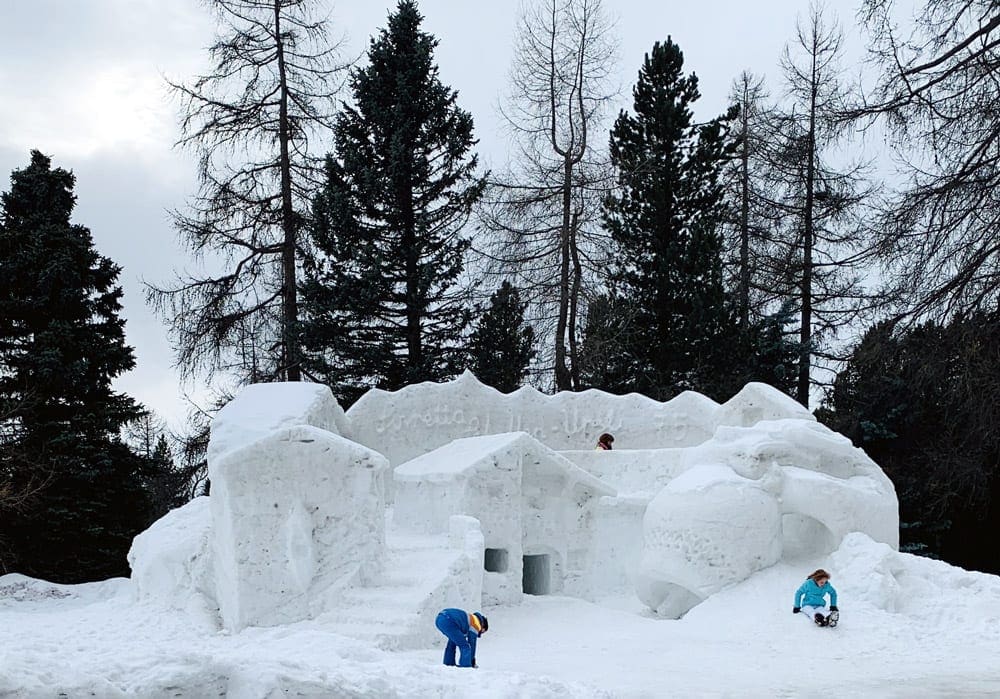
[322,520,484,650]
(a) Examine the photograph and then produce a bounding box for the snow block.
[210,425,387,630]
[208,382,348,463]
[638,466,783,617]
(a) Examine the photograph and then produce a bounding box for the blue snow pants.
[435,610,474,667]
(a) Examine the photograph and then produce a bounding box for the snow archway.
[781,513,837,559]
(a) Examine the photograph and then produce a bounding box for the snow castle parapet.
[346,372,814,468]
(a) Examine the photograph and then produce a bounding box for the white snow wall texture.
[208,384,387,631]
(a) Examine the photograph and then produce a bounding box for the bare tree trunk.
[477,0,616,392]
[798,36,818,408]
[151,0,346,384]
[739,81,751,334]
[274,0,301,381]
[554,157,574,390]
[568,209,583,389]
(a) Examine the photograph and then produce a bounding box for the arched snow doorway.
[782,513,836,559]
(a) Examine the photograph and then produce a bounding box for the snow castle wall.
[208,384,387,631]
[346,374,814,469]
[347,372,728,468]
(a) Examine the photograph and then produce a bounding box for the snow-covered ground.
[4,534,1000,698]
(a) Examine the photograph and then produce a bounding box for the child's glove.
[830,606,838,612]
[792,607,800,614]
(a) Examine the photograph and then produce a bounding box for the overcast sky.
[0,0,865,428]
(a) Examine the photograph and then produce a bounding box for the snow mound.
[127,496,216,626]
[831,532,1000,631]
[638,419,898,617]
[0,573,129,608]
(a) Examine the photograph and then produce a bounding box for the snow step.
[322,534,465,649]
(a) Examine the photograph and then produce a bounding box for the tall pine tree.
[300,0,484,405]
[468,282,536,392]
[602,39,739,401]
[0,151,150,582]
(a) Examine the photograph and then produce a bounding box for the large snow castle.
[128,373,898,647]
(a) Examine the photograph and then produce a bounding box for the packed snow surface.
[3,534,1000,698]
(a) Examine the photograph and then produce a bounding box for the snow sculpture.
[208,381,349,462]
[394,432,614,604]
[208,384,387,631]
[346,371,722,467]
[128,375,899,636]
[637,419,898,618]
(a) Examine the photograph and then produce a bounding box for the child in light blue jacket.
[793,569,839,627]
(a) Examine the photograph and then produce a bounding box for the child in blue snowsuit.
[435,608,488,667]
[793,568,839,626]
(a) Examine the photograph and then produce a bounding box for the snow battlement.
[346,371,813,466]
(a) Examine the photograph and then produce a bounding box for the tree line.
[2,0,999,580]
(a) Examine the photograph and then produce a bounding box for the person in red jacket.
[435,608,488,667]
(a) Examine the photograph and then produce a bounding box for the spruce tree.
[300,0,484,405]
[468,282,536,393]
[578,293,638,393]
[603,39,739,401]
[0,151,150,582]
[821,315,1000,573]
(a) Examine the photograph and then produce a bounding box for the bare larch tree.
[771,3,875,405]
[149,0,348,384]
[853,0,1000,320]
[476,0,617,391]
